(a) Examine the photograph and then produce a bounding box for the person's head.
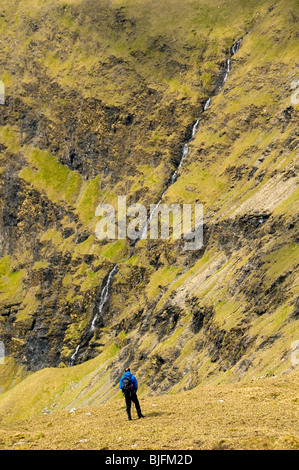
[125,367,130,372]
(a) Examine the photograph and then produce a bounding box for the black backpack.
[122,376,133,395]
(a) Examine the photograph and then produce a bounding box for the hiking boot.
[138,414,145,418]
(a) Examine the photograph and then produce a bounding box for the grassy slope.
[0,0,267,321]
[152,0,299,384]
[103,0,298,395]
[0,0,277,358]
[0,370,298,450]
[0,0,298,447]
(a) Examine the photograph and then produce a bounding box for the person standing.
[119,368,145,420]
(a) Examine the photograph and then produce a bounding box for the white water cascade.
[203,97,211,110]
[69,38,242,365]
[90,264,118,332]
[70,264,118,365]
[140,38,241,240]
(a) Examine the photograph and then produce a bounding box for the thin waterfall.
[140,192,165,240]
[70,264,118,365]
[0,81,5,105]
[140,38,242,240]
[171,143,189,184]
[70,38,242,364]
[90,264,118,332]
[70,344,80,366]
[222,40,240,85]
[223,58,231,83]
[192,118,200,137]
[203,97,211,111]
[140,114,202,239]
[231,39,241,56]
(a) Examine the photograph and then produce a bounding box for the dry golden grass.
[0,370,298,450]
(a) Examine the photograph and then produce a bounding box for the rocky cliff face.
[0,0,298,401]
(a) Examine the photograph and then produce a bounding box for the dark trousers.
[125,392,142,419]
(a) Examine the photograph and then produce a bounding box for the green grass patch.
[0,126,20,153]
[263,243,299,289]
[154,251,212,311]
[146,265,181,302]
[0,267,26,307]
[214,300,243,331]
[20,148,82,207]
[0,256,11,278]
[72,236,95,259]
[76,176,102,226]
[102,239,127,263]
[272,185,299,217]
[15,288,40,323]
[39,228,64,245]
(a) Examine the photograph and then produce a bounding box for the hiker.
[119,368,145,420]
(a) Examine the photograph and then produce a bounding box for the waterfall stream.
[70,264,118,365]
[140,38,241,240]
[90,264,118,332]
[69,38,241,366]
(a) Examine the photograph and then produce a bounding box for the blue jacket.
[119,371,138,393]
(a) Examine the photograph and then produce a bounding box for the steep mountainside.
[0,0,298,417]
